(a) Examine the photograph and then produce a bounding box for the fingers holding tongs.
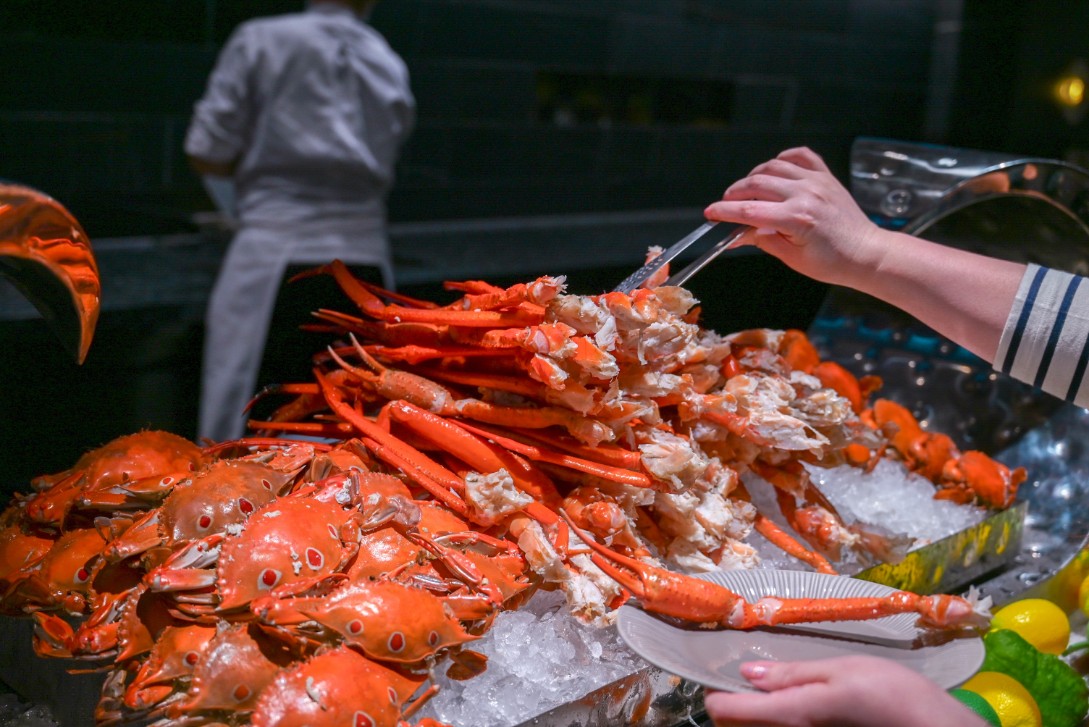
[612,221,750,294]
[665,225,750,289]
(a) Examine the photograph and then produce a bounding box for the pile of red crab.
[0,261,1026,726]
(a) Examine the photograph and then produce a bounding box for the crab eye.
[388,687,398,705]
[160,476,175,486]
[231,684,251,702]
[257,568,281,590]
[184,651,199,667]
[74,567,91,584]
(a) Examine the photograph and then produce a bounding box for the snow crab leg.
[560,511,990,631]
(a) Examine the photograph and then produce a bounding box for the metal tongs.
[613,221,750,294]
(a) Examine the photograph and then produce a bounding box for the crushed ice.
[419,458,987,725]
[807,459,987,544]
[0,693,58,727]
[416,589,643,727]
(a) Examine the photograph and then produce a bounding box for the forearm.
[849,230,1025,363]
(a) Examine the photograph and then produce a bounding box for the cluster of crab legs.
[0,226,1022,726]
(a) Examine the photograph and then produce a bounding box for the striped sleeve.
[994,263,1089,406]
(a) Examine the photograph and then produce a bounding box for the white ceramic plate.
[615,569,984,692]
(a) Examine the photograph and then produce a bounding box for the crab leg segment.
[328,339,614,445]
[315,369,472,514]
[0,184,101,363]
[453,419,655,488]
[320,259,545,327]
[561,512,988,631]
[386,400,561,506]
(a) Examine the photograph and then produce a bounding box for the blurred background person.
[185,0,415,443]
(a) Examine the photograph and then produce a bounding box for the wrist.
[838,226,898,292]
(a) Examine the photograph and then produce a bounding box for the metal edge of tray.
[515,664,704,727]
[851,502,1026,595]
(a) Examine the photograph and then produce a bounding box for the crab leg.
[0,184,100,363]
[440,277,563,313]
[310,309,451,348]
[410,366,551,401]
[362,344,514,365]
[502,426,644,470]
[319,368,556,540]
[327,340,615,445]
[386,400,562,506]
[732,483,837,575]
[452,419,656,488]
[751,459,893,565]
[314,377,480,523]
[561,512,989,630]
[319,259,545,327]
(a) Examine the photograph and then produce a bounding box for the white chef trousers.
[198,224,393,443]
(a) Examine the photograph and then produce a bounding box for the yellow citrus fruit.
[1078,573,1089,617]
[990,597,1071,655]
[960,671,1042,727]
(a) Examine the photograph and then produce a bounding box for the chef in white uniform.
[185,0,415,442]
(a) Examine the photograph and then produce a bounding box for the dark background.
[3,0,1089,488]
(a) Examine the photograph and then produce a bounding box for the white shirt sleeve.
[994,263,1089,407]
[184,27,256,165]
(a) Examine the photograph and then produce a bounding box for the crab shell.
[160,459,295,545]
[23,432,206,528]
[6,525,111,614]
[31,431,206,497]
[254,579,479,664]
[166,624,289,720]
[250,645,426,727]
[348,501,469,581]
[103,457,300,568]
[215,497,358,611]
[124,622,218,711]
[0,516,55,593]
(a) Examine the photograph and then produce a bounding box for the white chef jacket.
[186,1,415,442]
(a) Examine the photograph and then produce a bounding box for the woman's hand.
[703,147,887,289]
[703,656,989,727]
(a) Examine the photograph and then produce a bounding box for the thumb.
[741,660,836,691]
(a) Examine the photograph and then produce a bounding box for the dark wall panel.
[0,0,944,234]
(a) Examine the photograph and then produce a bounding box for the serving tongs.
[613,221,750,294]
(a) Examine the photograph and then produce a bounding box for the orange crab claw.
[0,184,100,363]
